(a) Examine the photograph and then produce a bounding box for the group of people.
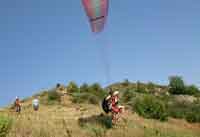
[14,96,39,113]
[103,90,124,124]
[14,90,124,124]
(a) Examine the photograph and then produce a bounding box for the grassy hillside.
[1,102,200,137]
[1,80,200,137]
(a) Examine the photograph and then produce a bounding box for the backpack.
[102,97,111,113]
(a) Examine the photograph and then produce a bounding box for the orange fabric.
[15,99,20,106]
[111,96,120,113]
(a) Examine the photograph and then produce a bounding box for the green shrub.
[167,101,189,119]
[47,91,60,103]
[72,92,100,105]
[134,95,168,121]
[80,83,90,93]
[167,99,200,123]
[185,85,199,95]
[121,89,136,103]
[0,115,12,137]
[136,81,148,93]
[194,92,200,98]
[122,79,130,87]
[88,83,107,99]
[185,102,200,123]
[186,112,200,123]
[88,95,99,105]
[71,92,87,103]
[67,81,79,93]
[147,82,156,93]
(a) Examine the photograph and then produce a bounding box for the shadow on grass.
[78,113,112,129]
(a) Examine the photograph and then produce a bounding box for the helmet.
[113,91,119,96]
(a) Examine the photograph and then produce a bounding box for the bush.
[72,92,100,105]
[167,99,200,123]
[121,89,136,103]
[88,83,107,99]
[134,95,168,121]
[167,101,189,119]
[194,92,200,98]
[71,92,87,103]
[88,95,99,105]
[122,79,130,87]
[48,91,60,103]
[80,83,90,93]
[186,112,200,123]
[67,81,79,93]
[0,115,12,137]
[136,81,148,93]
[185,85,199,95]
[79,83,106,100]
[185,102,200,123]
[147,82,156,93]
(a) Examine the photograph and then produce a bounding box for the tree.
[168,76,185,94]
[136,81,147,93]
[67,81,79,93]
[185,85,199,95]
[147,82,156,93]
[89,83,102,92]
[80,83,89,93]
[122,79,130,86]
[89,83,106,98]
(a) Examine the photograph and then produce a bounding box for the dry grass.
[2,101,200,137]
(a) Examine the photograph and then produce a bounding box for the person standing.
[14,96,21,113]
[110,91,124,124]
[32,97,39,111]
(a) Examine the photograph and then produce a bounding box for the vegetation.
[0,115,12,137]
[147,82,156,94]
[72,92,99,105]
[1,77,200,137]
[185,85,199,95]
[168,76,199,95]
[135,81,148,93]
[67,79,200,123]
[4,102,200,137]
[67,81,79,93]
[168,76,186,95]
[71,83,107,105]
[46,90,61,105]
[133,95,168,121]
[121,89,136,103]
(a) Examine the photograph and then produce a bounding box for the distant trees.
[185,85,199,95]
[70,82,106,105]
[122,79,130,86]
[67,81,79,93]
[136,81,147,93]
[168,76,185,94]
[168,76,199,95]
[147,82,156,93]
[80,83,89,93]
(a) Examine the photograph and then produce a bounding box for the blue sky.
[0,0,200,106]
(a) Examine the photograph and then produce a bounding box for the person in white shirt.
[32,97,39,111]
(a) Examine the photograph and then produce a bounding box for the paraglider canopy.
[82,0,109,33]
